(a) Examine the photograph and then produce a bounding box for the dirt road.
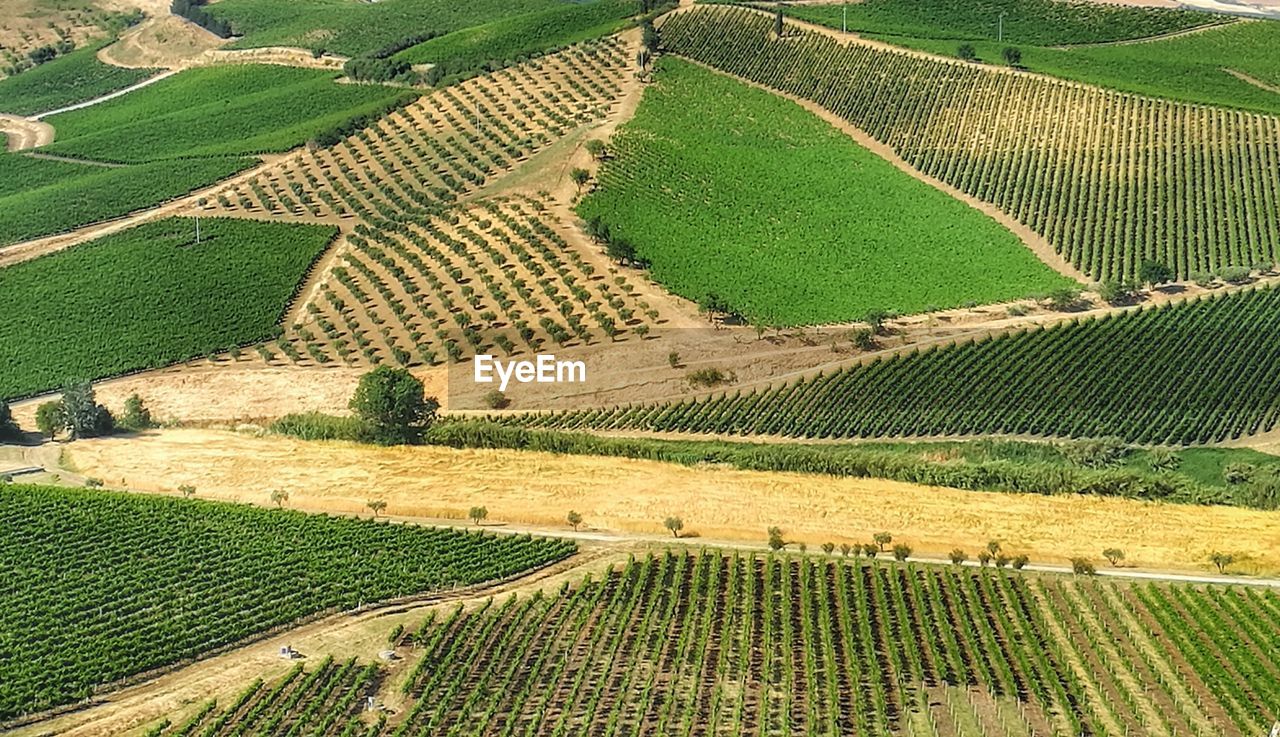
[0,114,53,151]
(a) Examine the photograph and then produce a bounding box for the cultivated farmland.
[660,7,1280,282]
[149,551,1280,736]
[581,57,1069,324]
[42,64,412,163]
[0,483,575,721]
[0,217,336,400]
[0,40,156,116]
[523,283,1280,447]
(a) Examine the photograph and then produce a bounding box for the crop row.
[160,552,1279,736]
[0,484,575,720]
[522,284,1280,446]
[659,7,1280,282]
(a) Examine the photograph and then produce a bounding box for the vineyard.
[0,217,335,401]
[775,0,1221,46]
[194,38,652,367]
[154,551,1280,736]
[42,64,411,164]
[580,57,1068,324]
[0,40,155,117]
[658,7,1280,282]
[0,483,575,721]
[208,0,580,56]
[0,155,252,247]
[520,284,1280,446]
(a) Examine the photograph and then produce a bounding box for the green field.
[0,40,156,117]
[579,58,1069,325]
[0,154,252,247]
[43,65,411,163]
[0,217,336,400]
[528,283,1280,449]
[778,0,1219,46]
[397,0,638,75]
[788,3,1280,115]
[152,551,1280,737]
[207,0,572,55]
[0,483,575,720]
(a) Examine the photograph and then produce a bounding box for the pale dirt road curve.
[31,70,176,120]
[1224,67,1280,94]
[0,114,54,151]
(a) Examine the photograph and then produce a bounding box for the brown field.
[63,428,1280,576]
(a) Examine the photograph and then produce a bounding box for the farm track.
[30,69,176,120]
[0,114,54,151]
[1224,67,1280,94]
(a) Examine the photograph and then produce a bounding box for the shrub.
[1071,557,1097,575]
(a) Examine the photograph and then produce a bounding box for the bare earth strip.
[1224,67,1280,94]
[60,429,1280,576]
[0,114,54,151]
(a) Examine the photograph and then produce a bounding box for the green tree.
[119,394,155,431]
[367,499,388,517]
[767,526,785,551]
[1071,557,1097,575]
[178,484,196,499]
[821,542,835,555]
[567,510,583,531]
[1001,46,1022,67]
[349,367,439,445]
[862,543,878,559]
[1102,548,1125,567]
[873,531,893,551]
[863,309,893,335]
[1011,554,1029,570]
[1043,287,1084,311]
[664,516,684,538]
[61,382,114,440]
[774,5,784,36]
[570,167,592,193]
[584,139,607,160]
[977,550,993,566]
[1138,260,1175,288]
[839,543,852,557]
[957,43,977,61]
[949,549,967,565]
[35,401,63,440]
[469,506,489,526]
[892,544,912,562]
[270,489,289,508]
[0,401,18,440]
[1209,551,1235,573]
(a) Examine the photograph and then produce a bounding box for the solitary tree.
[840,543,852,557]
[873,531,893,551]
[767,526,785,551]
[1043,287,1084,311]
[1138,259,1175,289]
[469,506,489,526]
[35,401,63,440]
[949,549,967,565]
[1001,46,1022,67]
[367,499,388,517]
[986,540,1003,556]
[863,309,893,336]
[892,544,912,562]
[570,167,592,194]
[178,484,196,499]
[0,401,17,440]
[270,489,290,508]
[119,394,155,431]
[1071,557,1097,575]
[61,382,114,440]
[664,516,684,538]
[862,544,879,560]
[977,550,993,567]
[584,139,607,160]
[349,367,439,445]
[1011,554,1029,570]
[567,510,584,531]
[821,542,836,555]
[1102,548,1125,567]
[774,5,784,36]
[957,43,977,61]
[1209,551,1235,574]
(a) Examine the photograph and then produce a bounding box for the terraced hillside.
[152,552,1280,737]
[197,37,656,367]
[521,283,1280,446]
[659,7,1280,282]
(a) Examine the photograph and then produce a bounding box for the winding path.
[0,114,54,151]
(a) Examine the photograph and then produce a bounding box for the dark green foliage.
[349,367,440,445]
[118,394,156,431]
[0,401,16,440]
[0,483,575,719]
[0,218,337,401]
[343,57,413,84]
[171,0,232,38]
[60,381,115,439]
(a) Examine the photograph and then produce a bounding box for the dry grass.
[66,428,1280,576]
